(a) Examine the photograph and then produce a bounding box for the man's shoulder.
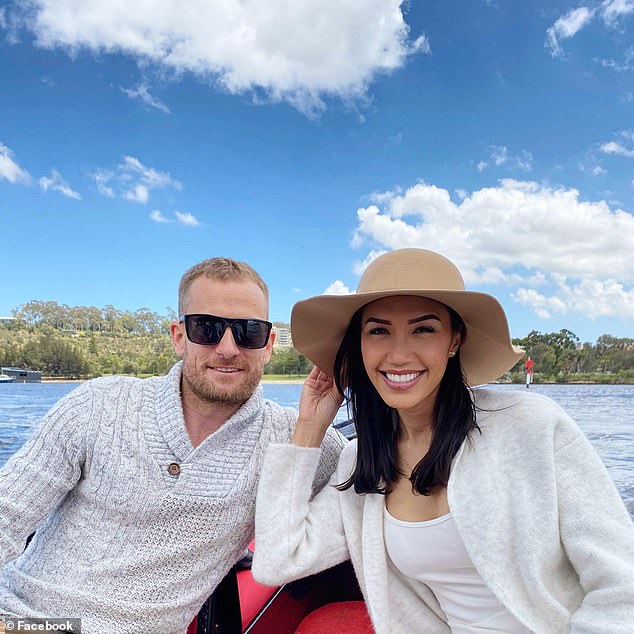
[261,397,296,427]
[79,373,146,395]
[88,374,143,386]
[61,373,164,407]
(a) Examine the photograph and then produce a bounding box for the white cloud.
[547,2,634,58]
[514,279,634,319]
[124,184,150,203]
[93,169,114,197]
[546,7,595,57]
[0,142,31,184]
[1,6,21,44]
[13,0,426,116]
[579,148,608,175]
[512,288,568,320]
[599,46,634,71]
[121,83,170,113]
[174,210,199,226]
[121,156,180,190]
[353,249,388,275]
[601,0,634,26]
[324,280,352,295]
[410,34,431,55]
[477,145,532,172]
[149,209,198,225]
[368,186,404,206]
[149,209,170,223]
[351,179,634,320]
[600,140,634,157]
[491,146,508,166]
[93,156,181,203]
[38,168,81,199]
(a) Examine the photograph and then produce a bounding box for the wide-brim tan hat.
[291,248,525,386]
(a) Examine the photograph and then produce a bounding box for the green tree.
[266,347,312,375]
[20,335,88,377]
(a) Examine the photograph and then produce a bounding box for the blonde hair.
[178,257,269,315]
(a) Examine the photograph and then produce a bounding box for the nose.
[215,325,240,358]
[385,333,413,365]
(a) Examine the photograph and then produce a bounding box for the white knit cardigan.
[253,388,634,633]
[0,363,345,633]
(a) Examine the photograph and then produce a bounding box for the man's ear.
[263,328,276,364]
[170,320,186,357]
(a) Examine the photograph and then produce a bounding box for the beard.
[181,357,264,406]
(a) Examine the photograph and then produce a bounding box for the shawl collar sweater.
[0,363,344,633]
[254,388,634,633]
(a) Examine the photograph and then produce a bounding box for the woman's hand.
[293,367,344,447]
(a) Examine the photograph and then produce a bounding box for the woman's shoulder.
[471,387,580,447]
[338,438,358,471]
[472,386,568,416]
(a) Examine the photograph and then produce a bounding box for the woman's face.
[360,295,461,423]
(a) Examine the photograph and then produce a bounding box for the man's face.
[170,276,274,407]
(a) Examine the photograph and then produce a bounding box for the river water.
[0,381,632,517]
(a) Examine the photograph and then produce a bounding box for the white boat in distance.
[0,374,14,383]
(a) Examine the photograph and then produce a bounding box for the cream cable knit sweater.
[254,388,634,634]
[0,362,344,633]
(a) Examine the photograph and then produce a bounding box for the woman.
[253,248,634,633]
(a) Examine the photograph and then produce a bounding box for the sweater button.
[167,462,181,476]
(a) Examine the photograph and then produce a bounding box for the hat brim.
[291,289,524,386]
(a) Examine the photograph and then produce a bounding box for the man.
[524,355,534,388]
[0,258,344,633]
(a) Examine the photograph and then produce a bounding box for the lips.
[380,370,424,389]
[383,371,421,383]
[209,366,242,373]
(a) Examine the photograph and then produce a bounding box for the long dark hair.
[335,303,477,496]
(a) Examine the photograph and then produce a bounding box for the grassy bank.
[261,374,307,383]
[507,371,634,385]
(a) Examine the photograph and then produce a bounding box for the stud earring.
[449,350,456,357]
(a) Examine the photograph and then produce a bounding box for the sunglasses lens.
[187,315,224,345]
[234,320,270,349]
[184,315,270,349]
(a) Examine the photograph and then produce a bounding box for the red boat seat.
[186,549,364,633]
[238,569,278,629]
[294,601,373,633]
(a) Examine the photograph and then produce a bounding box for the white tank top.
[383,508,528,633]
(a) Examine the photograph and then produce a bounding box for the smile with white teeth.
[212,367,241,373]
[382,371,422,383]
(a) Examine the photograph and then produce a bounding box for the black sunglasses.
[179,314,272,349]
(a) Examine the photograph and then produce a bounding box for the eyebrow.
[364,314,442,326]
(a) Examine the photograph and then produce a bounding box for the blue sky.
[1,0,633,344]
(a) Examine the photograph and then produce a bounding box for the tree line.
[10,300,175,335]
[511,330,634,383]
[1,302,633,381]
[1,302,312,379]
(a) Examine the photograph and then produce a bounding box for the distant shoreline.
[38,377,308,385]
[36,377,634,385]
